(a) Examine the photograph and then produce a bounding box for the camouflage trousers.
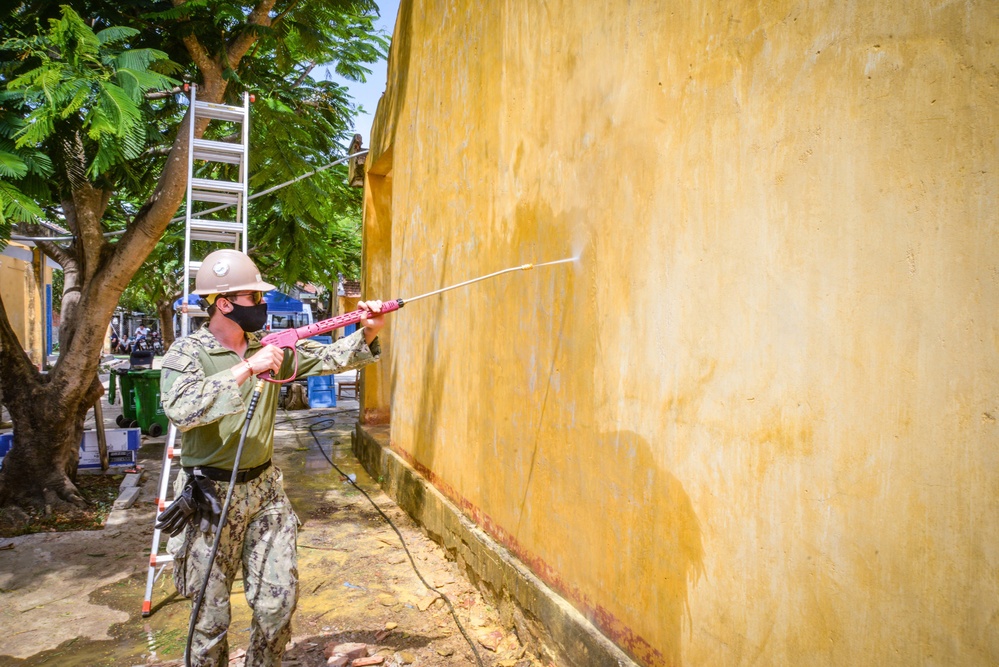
[167,466,299,667]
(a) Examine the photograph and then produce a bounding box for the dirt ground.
[0,402,542,667]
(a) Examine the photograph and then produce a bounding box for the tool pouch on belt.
[155,472,223,536]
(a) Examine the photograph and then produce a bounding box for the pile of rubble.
[323,641,387,666]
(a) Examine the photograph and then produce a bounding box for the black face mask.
[224,302,268,332]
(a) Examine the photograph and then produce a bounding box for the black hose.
[285,410,486,667]
[184,379,265,667]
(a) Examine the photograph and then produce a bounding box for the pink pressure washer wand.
[258,257,576,382]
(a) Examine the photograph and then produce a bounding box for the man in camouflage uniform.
[160,249,386,667]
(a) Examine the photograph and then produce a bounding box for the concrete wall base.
[353,424,639,667]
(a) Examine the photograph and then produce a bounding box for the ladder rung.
[190,219,243,233]
[192,138,245,165]
[194,100,246,122]
[190,191,240,205]
[191,177,245,194]
[187,262,202,276]
[189,220,242,244]
[190,231,241,243]
[190,177,243,204]
[150,553,175,567]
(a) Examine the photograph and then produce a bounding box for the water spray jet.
[258,257,578,381]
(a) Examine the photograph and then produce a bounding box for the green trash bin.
[131,369,169,437]
[108,369,139,429]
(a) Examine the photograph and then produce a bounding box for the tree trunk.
[0,181,147,512]
[0,291,102,510]
[0,1,276,513]
[157,298,175,350]
[0,376,101,509]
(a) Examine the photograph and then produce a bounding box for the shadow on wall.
[496,216,704,664]
[594,430,705,667]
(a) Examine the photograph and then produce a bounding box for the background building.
[0,242,55,368]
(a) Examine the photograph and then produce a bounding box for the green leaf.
[113,48,171,77]
[96,26,140,45]
[97,81,141,132]
[0,151,28,178]
[0,180,45,224]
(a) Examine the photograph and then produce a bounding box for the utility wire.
[170,149,369,224]
[282,410,485,667]
[10,151,369,243]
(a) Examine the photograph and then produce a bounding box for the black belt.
[184,460,271,484]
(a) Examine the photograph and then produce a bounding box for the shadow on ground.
[0,408,539,667]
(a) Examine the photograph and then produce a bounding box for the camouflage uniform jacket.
[161,325,379,470]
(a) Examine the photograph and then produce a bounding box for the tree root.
[51,476,88,508]
[0,475,88,516]
[0,505,31,534]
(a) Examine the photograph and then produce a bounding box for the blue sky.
[322,0,401,147]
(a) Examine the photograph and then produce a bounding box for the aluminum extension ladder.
[142,85,251,616]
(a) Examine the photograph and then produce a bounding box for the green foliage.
[0,4,185,249]
[244,73,365,289]
[51,268,64,314]
[2,0,387,311]
[0,109,51,246]
[3,7,178,179]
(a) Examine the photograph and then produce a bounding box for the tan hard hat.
[192,249,276,295]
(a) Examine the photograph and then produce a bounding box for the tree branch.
[145,86,185,100]
[68,185,112,284]
[181,33,220,82]
[171,1,220,84]
[33,239,74,269]
[227,0,278,69]
[294,61,317,88]
[141,144,174,158]
[272,0,301,26]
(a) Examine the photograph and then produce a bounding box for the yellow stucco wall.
[363,1,999,665]
[0,244,50,367]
